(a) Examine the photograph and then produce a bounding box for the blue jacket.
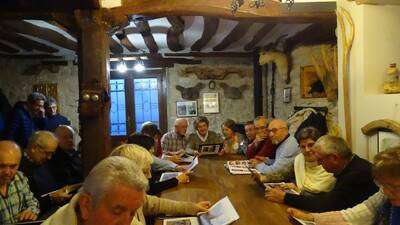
[46,114,71,132]
[5,103,47,148]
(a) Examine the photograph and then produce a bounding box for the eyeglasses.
[268,127,286,134]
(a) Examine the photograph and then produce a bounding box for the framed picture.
[176,101,197,117]
[198,143,223,155]
[203,92,219,114]
[300,65,327,98]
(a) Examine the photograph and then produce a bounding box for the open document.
[264,183,300,195]
[225,160,257,175]
[159,157,199,182]
[163,196,239,225]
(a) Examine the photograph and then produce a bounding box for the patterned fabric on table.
[0,171,40,224]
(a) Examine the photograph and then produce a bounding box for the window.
[134,78,160,132]
[110,79,127,136]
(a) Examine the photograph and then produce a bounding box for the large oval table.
[159,154,292,225]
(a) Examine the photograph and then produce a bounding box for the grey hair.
[174,118,188,126]
[79,156,148,207]
[27,131,58,150]
[314,135,353,159]
[44,97,57,108]
[27,92,46,103]
[295,127,322,142]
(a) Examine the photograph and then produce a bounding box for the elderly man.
[246,116,275,159]
[5,92,48,148]
[161,118,189,155]
[44,97,71,132]
[253,119,299,182]
[0,141,40,224]
[266,135,379,212]
[42,156,148,225]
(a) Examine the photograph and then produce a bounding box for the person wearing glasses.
[252,119,299,182]
[287,146,400,225]
[246,116,275,160]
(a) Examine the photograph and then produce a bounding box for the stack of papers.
[159,157,199,182]
[225,160,256,175]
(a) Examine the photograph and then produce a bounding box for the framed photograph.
[176,101,197,117]
[300,65,327,98]
[203,92,219,114]
[198,143,223,155]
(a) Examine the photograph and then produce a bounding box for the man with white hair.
[41,156,149,225]
[161,118,189,155]
[266,135,379,212]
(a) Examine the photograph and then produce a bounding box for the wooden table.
[159,155,292,225]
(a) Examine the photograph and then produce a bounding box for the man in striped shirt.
[0,141,40,224]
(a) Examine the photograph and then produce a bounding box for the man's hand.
[175,165,187,172]
[287,208,314,222]
[50,186,72,203]
[265,188,286,203]
[169,155,182,164]
[196,201,211,212]
[251,172,266,184]
[176,173,190,184]
[281,183,298,192]
[218,149,225,156]
[16,210,37,221]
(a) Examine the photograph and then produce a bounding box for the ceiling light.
[117,60,127,73]
[134,61,145,72]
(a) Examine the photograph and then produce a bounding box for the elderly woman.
[110,144,190,195]
[287,146,400,225]
[187,116,222,153]
[220,119,245,154]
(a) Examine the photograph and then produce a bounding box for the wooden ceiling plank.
[134,19,159,53]
[244,23,276,51]
[0,42,20,53]
[164,52,251,57]
[213,21,253,51]
[115,32,139,52]
[0,20,77,51]
[109,37,124,54]
[0,28,58,53]
[191,17,219,51]
[166,16,185,52]
[0,54,62,59]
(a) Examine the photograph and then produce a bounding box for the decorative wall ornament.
[179,66,248,80]
[175,83,205,100]
[219,82,248,99]
[259,51,290,83]
[176,101,197,117]
[203,92,219,114]
[208,81,216,90]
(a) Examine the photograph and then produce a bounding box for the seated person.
[266,135,379,212]
[161,118,189,156]
[44,97,71,132]
[187,116,222,154]
[111,144,190,195]
[50,125,82,185]
[252,119,299,182]
[239,120,257,156]
[42,156,210,225]
[246,116,275,160]
[287,146,400,225]
[0,141,40,224]
[20,131,71,214]
[220,119,245,154]
[141,122,163,157]
[5,92,48,148]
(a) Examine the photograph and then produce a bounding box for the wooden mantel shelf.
[348,0,400,5]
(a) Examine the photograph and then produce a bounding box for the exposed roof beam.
[166,16,185,52]
[109,37,124,54]
[0,20,77,51]
[213,21,252,51]
[115,32,139,52]
[244,23,276,51]
[164,52,252,58]
[0,42,19,53]
[191,17,219,51]
[134,19,158,53]
[0,54,63,59]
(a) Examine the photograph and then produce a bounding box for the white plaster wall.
[0,59,79,131]
[337,0,400,159]
[166,58,254,133]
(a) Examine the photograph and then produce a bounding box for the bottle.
[383,63,399,94]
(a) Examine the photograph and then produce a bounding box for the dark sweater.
[49,147,83,185]
[46,114,71,132]
[284,155,379,212]
[148,177,179,195]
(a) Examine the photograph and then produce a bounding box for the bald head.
[268,119,289,145]
[174,118,188,136]
[0,141,22,185]
[55,125,75,151]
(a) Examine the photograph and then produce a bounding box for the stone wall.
[166,58,255,133]
[0,58,79,130]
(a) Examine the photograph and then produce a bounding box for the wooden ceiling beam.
[134,19,159,53]
[213,21,252,51]
[0,54,63,59]
[191,17,219,51]
[0,20,77,51]
[0,42,20,53]
[109,37,124,54]
[164,52,252,58]
[244,23,276,51]
[166,16,185,52]
[0,28,58,53]
[115,32,139,52]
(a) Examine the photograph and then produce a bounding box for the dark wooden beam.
[0,54,63,59]
[0,20,77,51]
[164,52,252,58]
[253,50,263,117]
[0,42,20,53]
[0,28,58,53]
[166,16,185,52]
[134,19,159,53]
[115,32,139,52]
[213,22,252,51]
[244,23,276,51]
[109,37,124,54]
[191,17,219,51]
[2,0,100,12]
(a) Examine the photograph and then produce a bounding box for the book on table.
[162,196,239,225]
[263,182,300,195]
[225,160,258,175]
[159,157,199,182]
[198,143,223,155]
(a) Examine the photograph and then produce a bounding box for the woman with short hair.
[220,119,244,154]
[187,116,222,153]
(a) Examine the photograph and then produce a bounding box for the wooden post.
[75,10,111,176]
[253,50,263,117]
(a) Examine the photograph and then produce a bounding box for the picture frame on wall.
[300,65,327,99]
[176,101,197,117]
[203,92,219,114]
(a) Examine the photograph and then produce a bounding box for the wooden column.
[75,10,111,176]
[253,50,263,117]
